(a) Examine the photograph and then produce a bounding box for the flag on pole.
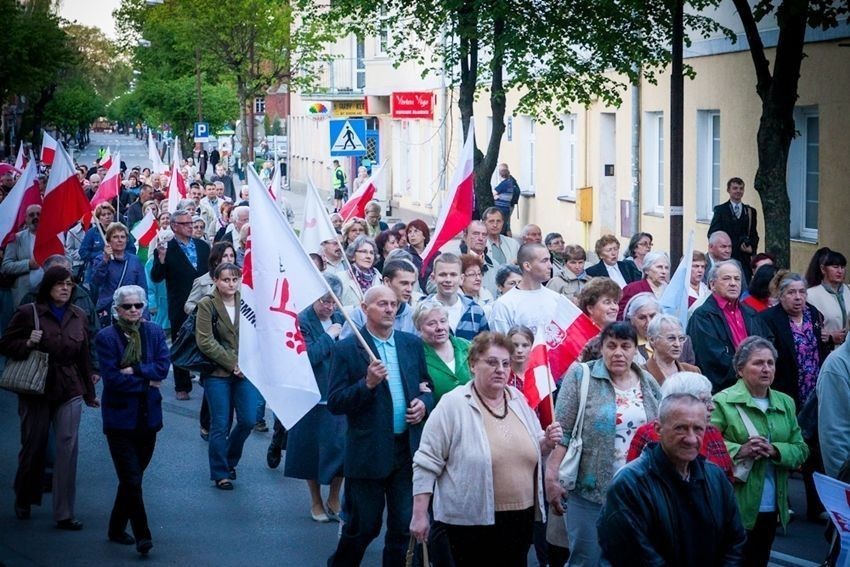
[166,139,186,213]
[148,131,166,173]
[14,142,25,172]
[41,131,58,166]
[269,154,281,199]
[100,146,113,170]
[34,144,91,263]
[419,121,476,269]
[522,327,557,421]
[130,210,158,247]
[239,164,328,428]
[0,158,40,246]
[339,163,385,222]
[301,177,341,255]
[660,231,695,329]
[90,151,122,208]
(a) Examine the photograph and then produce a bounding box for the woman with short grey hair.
[643,313,700,385]
[414,299,472,404]
[622,292,660,364]
[618,251,670,320]
[338,235,381,306]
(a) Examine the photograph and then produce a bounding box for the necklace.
[472,383,508,419]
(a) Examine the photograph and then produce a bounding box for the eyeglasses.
[317,297,335,305]
[464,272,483,278]
[119,303,144,310]
[481,357,511,370]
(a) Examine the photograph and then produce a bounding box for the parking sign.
[194,122,210,142]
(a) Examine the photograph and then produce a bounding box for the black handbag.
[169,307,219,375]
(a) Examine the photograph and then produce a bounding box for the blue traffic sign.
[329,119,367,157]
[194,122,210,141]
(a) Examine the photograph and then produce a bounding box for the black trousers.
[106,429,157,541]
[169,315,192,393]
[742,511,778,567]
[441,507,535,567]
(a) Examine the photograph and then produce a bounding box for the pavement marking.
[769,551,821,567]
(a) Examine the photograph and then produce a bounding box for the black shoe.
[57,518,84,531]
[136,539,153,555]
[108,532,135,545]
[14,503,30,520]
[267,445,282,469]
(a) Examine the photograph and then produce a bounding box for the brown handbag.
[0,304,49,395]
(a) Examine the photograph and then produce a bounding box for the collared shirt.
[177,237,198,270]
[714,293,748,348]
[605,263,627,288]
[488,237,507,265]
[368,330,407,434]
[731,201,742,218]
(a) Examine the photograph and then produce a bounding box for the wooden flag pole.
[327,286,378,363]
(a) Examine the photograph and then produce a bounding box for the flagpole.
[546,364,556,417]
[327,288,378,364]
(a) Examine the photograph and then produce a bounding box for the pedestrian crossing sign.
[329,119,367,157]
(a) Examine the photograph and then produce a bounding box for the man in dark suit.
[150,209,210,399]
[327,286,434,567]
[708,177,759,281]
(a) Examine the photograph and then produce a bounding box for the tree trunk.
[753,101,794,263]
[477,13,506,214]
[237,80,250,173]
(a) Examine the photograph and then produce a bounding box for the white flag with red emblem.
[339,162,385,222]
[239,164,328,428]
[301,177,340,255]
[130,210,158,247]
[40,130,58,166]
[420,121,475,269]
[90,151,121,208]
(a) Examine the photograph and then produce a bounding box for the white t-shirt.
[441,295,464,332]
[224,303,237,323]
[490,286,563,334]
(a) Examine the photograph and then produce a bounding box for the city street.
[0,133,832,566]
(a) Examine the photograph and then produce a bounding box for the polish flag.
[34,144,91,263]
[239,164,327,428]
[301,177,341,254]
[339,162,385,222]
[523,329,557,426]
[148,131,166,173]
[420,121,476,269]
[131,210,158,247]
[166,138,186,213]
[14,142,25,172]
[0,158,40,245]
[100,146,113,170]
[90,151,121,208]
[41,131,58,166]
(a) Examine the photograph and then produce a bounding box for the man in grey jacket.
[817,338,850,478]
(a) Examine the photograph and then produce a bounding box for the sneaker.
[266,444,282,469]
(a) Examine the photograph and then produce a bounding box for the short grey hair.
[708,230,731,247]
[323,273,343,298]
[345,235,378,263]
[412,298,449,331]
[660,372,713,399]
[658,393,706,424]
[111,285,148,318]
[385,247,415,264]
[364,200,381,214]
[776,272,805,297]
[232,205,249,221]
[43,254,71,270]
[706,259,743,284]
[646,313,683,339]
[170,209,191,224]
[177,198,195,211]
[732,335,778,373]
[641,251,670,276]
[623,292,660,322]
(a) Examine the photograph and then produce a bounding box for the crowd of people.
[0,147,846,567]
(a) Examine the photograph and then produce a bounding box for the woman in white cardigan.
[805,247,850,346]
[337,235,382,307]
[410,332,562,566]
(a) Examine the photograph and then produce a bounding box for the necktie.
[733,203,741,219]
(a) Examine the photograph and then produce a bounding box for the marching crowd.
[0,149,848,567]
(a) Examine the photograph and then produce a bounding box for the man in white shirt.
[490,243,564,334]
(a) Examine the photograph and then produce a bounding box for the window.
[559,114,577,199]
[376,8,391,56]
[520,116,536,195]
[787,108,819,239]
[254,97,266,115]
[642,111,664,213]
[696,110,720,221]
[356,37,366,89]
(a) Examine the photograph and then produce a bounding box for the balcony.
[300,57,365,99]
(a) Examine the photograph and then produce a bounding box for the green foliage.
[43,79,105,137]
[62,23,134,102]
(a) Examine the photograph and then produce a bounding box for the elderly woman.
[584,234,642,287]
[495,264,522,297]
[711,336,809,567]
[624,232,653,271]
[643,313,699,385]
[410,332,562,564]
[547,244,590,302]
[545,321,661,566]
[340,217,366,249]
[338,235,382,306]
[91,223,148,328]
[689,250,710,307]
[759,271,829,521]
[805,247,850,347]
[0,266,98,529]
[80,203,137,286]
[579,277,622,330]
[460,253,495,317]
[617,251,670,320]
[414,299,471,403]
[622,292,660,364]
[283,274,346,522]
[192,216,207,241]
[364,200,388,237]
[94,285,169,555]
[626,371,732,481]
[196,262,258,489]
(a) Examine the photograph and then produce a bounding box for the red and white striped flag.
[40,131,58,166]
[0,158,40,246]
[100,146,113,170]
[14,141,25,172]
[131,210,158,247]
[339,162,385,222]
[90,151,121,208]
[239,164,328,428]
[420,121,475,269]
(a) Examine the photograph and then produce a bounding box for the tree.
[731,0,848,266]
[327,0,726,213]
[63,23,134,103]
[43,78,105,143]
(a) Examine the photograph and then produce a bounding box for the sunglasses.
[119,303,144,310]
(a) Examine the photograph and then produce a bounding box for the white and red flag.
[148,131,166,174]
[34,144,90,263]
[0,157,41,246]
[165,139,186,213]
[40,131,58,166]
[100,146,113,170]
[130,210,158,247]
[300,177,341,255]
[14,141,25,172]
[90,151,121,208]
[239,164,327,428]
[339,162,385,222]
[419,121,475,269]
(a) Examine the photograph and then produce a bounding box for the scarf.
[352,264,376,292]
[116,318,142,368]
[824,283,848,329]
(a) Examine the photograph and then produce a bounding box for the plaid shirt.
[626,421,734,483]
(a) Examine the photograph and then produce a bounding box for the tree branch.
[732,0,772,99]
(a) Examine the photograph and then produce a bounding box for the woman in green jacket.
[413,299,471,404]
[711,335,809,567]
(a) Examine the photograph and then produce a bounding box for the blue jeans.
[203,376,259,481]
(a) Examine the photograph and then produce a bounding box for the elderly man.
[327,285,433,567]
[1,205,44,308]
[686,260,771,392]
[364,201,388,237]
[704,230,733,282]
[210,164,235,202]
[321,238,346,276]
[458,220,498,297]
[221,206,249,252]
[519,224,542,245]
[598,393,746,565]
[490,243,563,334]
[341,260,418,339]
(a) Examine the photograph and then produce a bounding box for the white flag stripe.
[659,231,695,329]
[300,177,340,255]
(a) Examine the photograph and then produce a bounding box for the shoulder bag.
[170,303,219,375]
[0,304,49,395]
[731,404,761,483]
[558,362,591,491]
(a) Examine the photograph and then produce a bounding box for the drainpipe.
[630,76,641,237]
